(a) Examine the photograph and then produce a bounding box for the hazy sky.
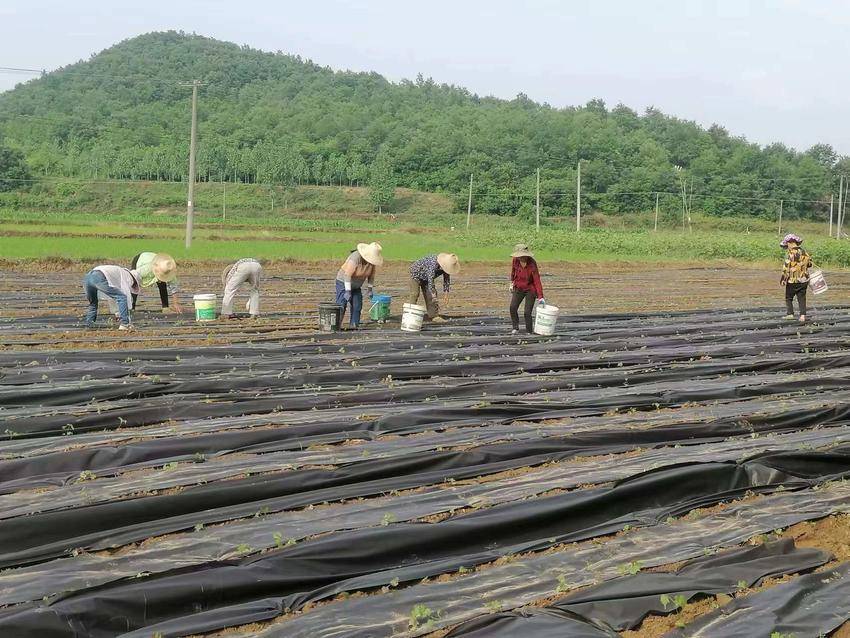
[1,0,848,153]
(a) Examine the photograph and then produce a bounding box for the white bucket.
[533,303,560,336]
[401,303,427,332]
[193,293,217,321]
[810,270,828,295]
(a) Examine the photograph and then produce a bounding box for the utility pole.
[777,199,783,237]
[654,192,659,232]
[222,180,226,221]
[842,178,848,239]
[182,80,203,249]
[576,160,582,232]
[535,168,541,233]
[466,173,473,230]
[838,175,845,239]
[829,193,834,237]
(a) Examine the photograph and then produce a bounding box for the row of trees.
[1,31,847,218]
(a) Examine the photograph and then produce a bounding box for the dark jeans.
[335,279,363,327]
[510,289,536,332]
[130,253,169,309]
[83,270,130,326]
[785,282,808,315]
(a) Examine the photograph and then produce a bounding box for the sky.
[1,0,849,153]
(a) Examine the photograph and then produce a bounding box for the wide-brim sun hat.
[780,233,803,248]
[437,252,461,275]
[511,243,534,259]
[152,253,177,282]
[357,242,384,266]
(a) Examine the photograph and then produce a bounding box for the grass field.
[2,180,849,266]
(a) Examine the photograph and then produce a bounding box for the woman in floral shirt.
[780,233,813,323]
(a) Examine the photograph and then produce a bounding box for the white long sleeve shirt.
[93,266,140,310]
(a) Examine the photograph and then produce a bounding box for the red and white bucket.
[809,270,828,295]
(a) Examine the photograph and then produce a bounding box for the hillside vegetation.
[0,31,846,221]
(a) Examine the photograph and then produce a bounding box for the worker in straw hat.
[335,242,384,329]
[408,253,460,323]
[509,243,545,334]
[221,258,262,319]
[130,251,182,313]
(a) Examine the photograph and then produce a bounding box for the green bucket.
[369,294,392,322]
[193,294,217,322]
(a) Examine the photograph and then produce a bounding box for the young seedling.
[660,594,688,612]
[484,600,502,612]
[618,560,643,576]
[235,543,251,554]
[77,470,96,482]
[555,574,570,593]
[408,604,437,629]
[381,512,396,526]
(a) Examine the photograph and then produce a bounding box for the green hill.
[0,31,845,219]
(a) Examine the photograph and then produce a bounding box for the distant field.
[2,180,848,266]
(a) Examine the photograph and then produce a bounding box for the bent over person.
[130,252,182,313]
[509,243,545,334]
[335,242,384,329]
[408,253,460,322]
[221,258,262,318]
[83,265,140,330]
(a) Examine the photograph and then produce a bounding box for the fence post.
[466,173,473,230]
[654,192,659,232]
[576,160,582,232]
[536,168,540,233]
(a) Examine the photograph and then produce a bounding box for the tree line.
[1,31,847,219]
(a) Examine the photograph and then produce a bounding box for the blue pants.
[335,280,363,327]
[84,270,130,326]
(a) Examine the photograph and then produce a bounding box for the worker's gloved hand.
[367,286,374,300]
[343,290,352,303]
[538,298,546,306]
[509,283,514,292]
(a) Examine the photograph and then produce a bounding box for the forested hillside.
[0,31,846,218]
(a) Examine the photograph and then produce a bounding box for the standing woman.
[335,242,384,329]
[130,252,182,313]
[780,233,813,323]
[509,243,545,334]
[409,253,461,322]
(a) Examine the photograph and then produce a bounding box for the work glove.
[367,286,374,300]
[509,283,514,292]
[538,298,546,306]
[343,290,352,303]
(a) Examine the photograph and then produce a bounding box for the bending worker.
[221,258,262,319]
[130,252,181,313]
[335,242,384,329]
[83,264,140,331]
[408,253,460,323]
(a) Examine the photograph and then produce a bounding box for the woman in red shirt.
[509,243,545,334]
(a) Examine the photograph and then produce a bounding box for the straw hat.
[357,242,384,266]
[152,253,177,282]
[510,243,534,259]
[437,253,461,275]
